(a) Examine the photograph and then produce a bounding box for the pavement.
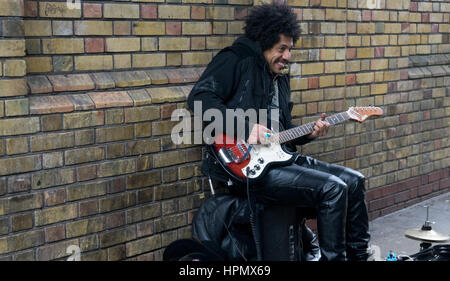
[369,191,450,260]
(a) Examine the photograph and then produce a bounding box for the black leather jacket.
[188,36,311,182]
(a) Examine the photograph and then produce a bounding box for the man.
[187,3,370,261]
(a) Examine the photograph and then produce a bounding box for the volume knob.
[258,158,264,164]
[254,164,261,170]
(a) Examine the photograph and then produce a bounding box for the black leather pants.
[254,155,370,261]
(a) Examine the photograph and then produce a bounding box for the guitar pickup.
[218,148,233,164]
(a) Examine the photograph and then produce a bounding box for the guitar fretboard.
[275,112,350,144]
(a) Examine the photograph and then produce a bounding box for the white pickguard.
[241,143,294,179]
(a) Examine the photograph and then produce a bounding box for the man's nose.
[282,49,291,61]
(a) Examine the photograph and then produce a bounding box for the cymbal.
[405,228,450,243]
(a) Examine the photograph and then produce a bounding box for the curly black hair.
[244,3,301,52]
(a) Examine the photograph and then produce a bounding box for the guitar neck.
[275,111,350,144]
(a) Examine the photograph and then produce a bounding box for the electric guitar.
[213,106,383,180]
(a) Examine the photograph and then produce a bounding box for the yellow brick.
[182,52,212,66]
[319,75,335,88]
[335,75,346,86]
[0,79,28,97]
[429,34,442,44]
[3,59,26,77]
[290,104,306,117]
[159,37,190,51]
[418,2,432,12]
[398,35,409,45]
[399,12,409,22]
[408,35,421,45]
[370,59,388,70]
[301,36,325,48]
[39,1,81,18]
[302,62,324,75]
[167,53,181,66]
[325,61,345,74]
[385,23,402,34]
[158,5,191,19]
[182,22,212,35]
[409,13,421,23]
[0,0,23,16]
[371,83,388,95]
[430,13,443,23]
[23,20,51,36]
[75,55,113,71]
[290,77,308,90]
[374,72,385,83]
[113,54,131,69]
[321,23,336,34]
[357,23,375,34]
[132,54,166,68]
[141,38,158,51]
[383,70,400,82]
[322,0,337,7]
[361,36,371,47]
[133,22,165,36]
[356,72,374,84]
[0,40,25,57]
[206,7,235,20]
[106,38,140,52]
[286,0,309,6]
[301,89,323,103]
[74,21,113,36]
[228,21,245,34]
[5,99,28,117]
[42,38,84,54]
[104,4,139,18]
[213,22,227,34]
[325,9,346,21]
[417,24,431,33]
[320,49,335,60]
[386,1,403,10]
[443,3,450,13]
[24,57,52,73]
[384,47,401,57]
[357,48,374,59]
[303,9,325,21]
[206,36,235,50]
[416,45,431,55]
[371,35,389,46]
[347,36,361,47]
[325,36,346,47]
[372,11,389,21]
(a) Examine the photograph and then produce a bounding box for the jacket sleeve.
[187,51,252,142]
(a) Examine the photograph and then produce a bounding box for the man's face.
[263,34,293,75]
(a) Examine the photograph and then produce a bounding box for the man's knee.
[320,175,348,202]
[341,168,366,191]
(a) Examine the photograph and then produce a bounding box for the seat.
[193,176,320,261]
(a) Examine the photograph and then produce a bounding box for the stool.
[211,178,319,261]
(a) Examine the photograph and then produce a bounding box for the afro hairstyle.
[244,3,301,52]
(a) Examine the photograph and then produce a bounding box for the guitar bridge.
[217,144,252,165]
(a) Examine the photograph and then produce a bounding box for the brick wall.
[0,0,449,260]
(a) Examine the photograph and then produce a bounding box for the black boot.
[316,177,348,261]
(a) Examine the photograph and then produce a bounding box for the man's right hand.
[247,124,272,144]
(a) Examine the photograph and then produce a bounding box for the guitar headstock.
[347,106,383,123]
